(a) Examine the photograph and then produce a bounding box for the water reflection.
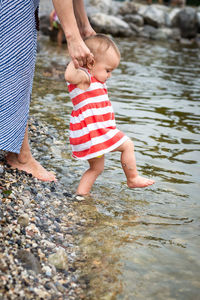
[32,37,200,299]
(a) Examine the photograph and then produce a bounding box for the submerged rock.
[17,249,42,274]
[48,248,68,270]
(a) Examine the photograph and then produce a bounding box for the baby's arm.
[65,61,90,89]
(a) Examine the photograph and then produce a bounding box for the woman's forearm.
[52,0,94,68]
[52,0,81,40]
[73,0,90,29]
[73,0,95,38]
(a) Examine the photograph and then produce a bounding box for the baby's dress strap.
[79,67,91,83]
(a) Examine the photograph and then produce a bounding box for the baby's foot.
[127,175,155,188]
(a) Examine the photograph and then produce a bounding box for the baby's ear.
[87,58,95,70]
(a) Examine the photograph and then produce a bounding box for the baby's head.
[84,34,120,62]
[84,34,120,82]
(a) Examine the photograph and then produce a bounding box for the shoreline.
[0,118,87,299]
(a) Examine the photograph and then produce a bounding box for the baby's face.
[91,47,120,83]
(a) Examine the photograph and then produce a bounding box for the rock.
[172,7,199,38]
[55,281,66,293]
[180,38,195,45]
[118,1,138,15]
[139,25,181,41]
[0,254,8,272]
[88,0,112,14]
[0,166,4,174]
[17,214,29,227]
[152,27,173,41]
[20,190,31,207]
[74,195,85,202]
[39,15,51,36]
[87,0,123,16]
[196,12,200,32]
[14,225,21,234]
[141,6,166,28]
[0,207,3,220]
[43,265,52,277]
[195,36,200,47]
[89,13,132,37]
[169,28,181,41]
[123,14,144,27]
[48,248,68,270]
[129,23,141,35]
[33,288,51,298]
[141,25,158,39]
[26,223,41,236]
[17,249,42,274]
[138,4,148,17]
[168,8,181,26]
[41,239,56,249]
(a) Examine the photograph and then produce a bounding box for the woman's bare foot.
[6,153,56,182]
[127,175,155,188]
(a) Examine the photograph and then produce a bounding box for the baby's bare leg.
[114,139,155,188]
[76,155,104,195]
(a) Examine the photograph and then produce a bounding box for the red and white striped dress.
[67,70,128,160]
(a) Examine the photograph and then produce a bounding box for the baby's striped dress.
[67,71,128,160]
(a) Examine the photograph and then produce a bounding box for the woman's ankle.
[7,150,32,165]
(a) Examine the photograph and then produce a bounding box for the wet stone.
[48,248,68,270]
[17,214,29,227]
[63,192,73,198]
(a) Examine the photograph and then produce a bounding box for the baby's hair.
[84,34,120,60]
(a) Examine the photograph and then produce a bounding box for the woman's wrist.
[64,28,82,42]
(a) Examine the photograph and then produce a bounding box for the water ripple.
[32,36,200,300]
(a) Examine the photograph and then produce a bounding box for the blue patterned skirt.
[0,0,39,153]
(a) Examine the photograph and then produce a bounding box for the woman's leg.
[114,139,155,188]
[76,155,104,195]
[6,124,56,181]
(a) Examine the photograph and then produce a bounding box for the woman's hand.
[52,0,95,68]
[67,36,94,69]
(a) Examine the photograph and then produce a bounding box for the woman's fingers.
[72,51,94,69]
[73,58,79,69]
[68,38,94,68]
[87,54,94,66]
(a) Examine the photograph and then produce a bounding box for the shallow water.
[32,36,200,299]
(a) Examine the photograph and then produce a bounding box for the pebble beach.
[0,118,88,300]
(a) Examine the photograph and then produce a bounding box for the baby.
[65,34,155,195]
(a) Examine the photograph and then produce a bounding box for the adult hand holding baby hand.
[67,37,94,69]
